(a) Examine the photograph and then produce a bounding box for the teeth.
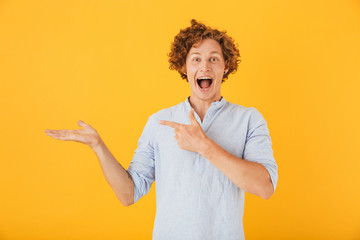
[198,77,212,80]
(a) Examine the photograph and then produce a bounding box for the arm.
[200,138,274,199]
[45,120,134,207]
[92,139,135,206]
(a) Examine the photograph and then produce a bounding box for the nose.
[199,60,211,72]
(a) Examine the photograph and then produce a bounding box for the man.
[45,19,278,240]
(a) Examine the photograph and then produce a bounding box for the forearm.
[200,138,274,199]
[92,138,134,206]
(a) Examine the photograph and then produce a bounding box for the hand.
[45,120,101,149]
[159,108,209,154]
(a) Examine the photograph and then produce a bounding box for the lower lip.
[197,81,213,93]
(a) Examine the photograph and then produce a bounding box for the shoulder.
[224,101,263,118]
[223,101,268,130]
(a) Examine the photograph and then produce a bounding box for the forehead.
[188,38,223,55]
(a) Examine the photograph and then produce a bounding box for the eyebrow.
[190,51,222,55]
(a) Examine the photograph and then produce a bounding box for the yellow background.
[1,0,359,239]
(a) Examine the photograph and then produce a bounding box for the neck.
[188,95,222,122]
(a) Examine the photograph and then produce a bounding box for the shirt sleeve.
[243,107,278,192]
[127,115,156,204]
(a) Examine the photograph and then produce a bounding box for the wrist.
[91,137,104,153]
[199,137,215,157]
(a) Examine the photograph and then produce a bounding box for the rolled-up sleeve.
[127,115,156,203]
[243,107,278,192]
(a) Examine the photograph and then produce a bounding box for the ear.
[181,65,187,75]
[224,61,229,74]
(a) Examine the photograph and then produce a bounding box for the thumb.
[188,108,198,125]
[78,120,88,128]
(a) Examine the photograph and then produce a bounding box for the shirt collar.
[185,96,226,112]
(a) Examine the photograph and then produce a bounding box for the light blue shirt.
[127,96,278,240]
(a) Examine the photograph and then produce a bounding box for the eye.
[210,57,218,62]
[193,58,200,62]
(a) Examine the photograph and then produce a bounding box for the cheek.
[187,65,197,75]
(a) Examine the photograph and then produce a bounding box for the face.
[184,38,228,103]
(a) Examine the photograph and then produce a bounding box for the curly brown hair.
[168,19,241,82]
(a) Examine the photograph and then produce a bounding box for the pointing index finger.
[159,120,182,129]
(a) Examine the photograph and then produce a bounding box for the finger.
[78,120,86,127]
[78,120,93,129]
[159,120,183,129]
[45,129,61,135]
[174,128,180,135]
[45,129,77,141]
[45,129,65,139]
[188,108,199,126]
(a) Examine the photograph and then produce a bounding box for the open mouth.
[197,77,213,90]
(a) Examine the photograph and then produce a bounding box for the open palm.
[45,120,100,149]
